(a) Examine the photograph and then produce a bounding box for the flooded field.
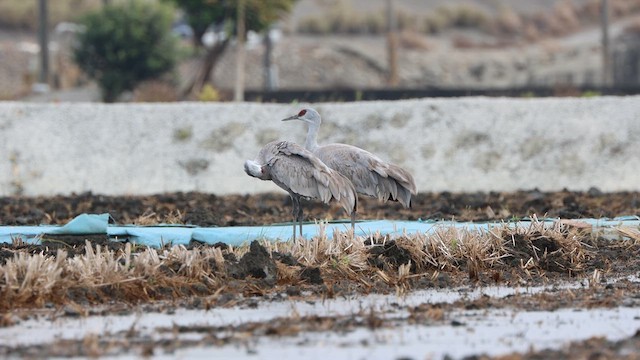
[3,278,640,359]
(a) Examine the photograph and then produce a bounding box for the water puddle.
[2,275,638,358]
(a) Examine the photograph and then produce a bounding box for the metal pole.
[386,0,398,87]
[38,0,49,87]
[234,0,246,102]
[601,0,611,86]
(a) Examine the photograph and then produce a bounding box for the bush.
[397,10,420,32]
[364,13,386,33]
[421,4,489,35]
[297,16,331,34]
[74,1,177,102]
[297,0,386,35]
[452,4,489,28]
[197,84,220,102]
[423,12,448,34]
[494,8,523,34]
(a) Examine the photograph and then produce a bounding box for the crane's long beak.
[281,115,299,121]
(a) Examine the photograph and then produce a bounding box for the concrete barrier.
[0,97,638,196]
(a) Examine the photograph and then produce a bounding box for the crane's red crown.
[298,109,307,117]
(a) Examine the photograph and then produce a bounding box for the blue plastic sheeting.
[47,213,110,234]
[0,213,638,248]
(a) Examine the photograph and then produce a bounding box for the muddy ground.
[1,189,638,226]
[0,190,639,359]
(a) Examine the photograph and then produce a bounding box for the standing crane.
[244,140,357,240]
[282,108,417,224]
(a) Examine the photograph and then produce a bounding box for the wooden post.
[234,0,246,102]
[38,0,49,87]
[601,0,611,86]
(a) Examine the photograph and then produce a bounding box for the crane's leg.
[351,210,356,234]
[291,196,299,241]
[350,197,358,236]
[297,204,304,239]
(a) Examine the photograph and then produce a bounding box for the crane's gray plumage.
[315,144,415,207]
[244,140,357,240]
[282,108,417,221]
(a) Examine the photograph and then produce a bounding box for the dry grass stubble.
[0,218,628,312]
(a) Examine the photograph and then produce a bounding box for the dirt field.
[1,189,638,226]
[0,190,639,358]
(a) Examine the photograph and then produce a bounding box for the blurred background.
[1,0,639,103]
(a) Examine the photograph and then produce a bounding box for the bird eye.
[298,109,307,116]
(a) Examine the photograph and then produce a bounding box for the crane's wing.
[267,141,356,214]
[316,144,417,207]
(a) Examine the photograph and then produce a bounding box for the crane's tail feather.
[395,186,412,208]
[387,164,417,195]
[373,164,416,208]
[367,158,417,207]
[377,176,398,203]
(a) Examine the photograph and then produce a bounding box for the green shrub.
[74,1,177,102]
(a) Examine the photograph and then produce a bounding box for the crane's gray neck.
[304,122,320,152]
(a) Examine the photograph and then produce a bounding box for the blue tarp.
[0,213,638,247]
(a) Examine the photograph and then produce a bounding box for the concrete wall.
[0,97,638,196]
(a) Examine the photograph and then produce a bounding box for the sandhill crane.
[244,140,357,240]
[282,108,417,225]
